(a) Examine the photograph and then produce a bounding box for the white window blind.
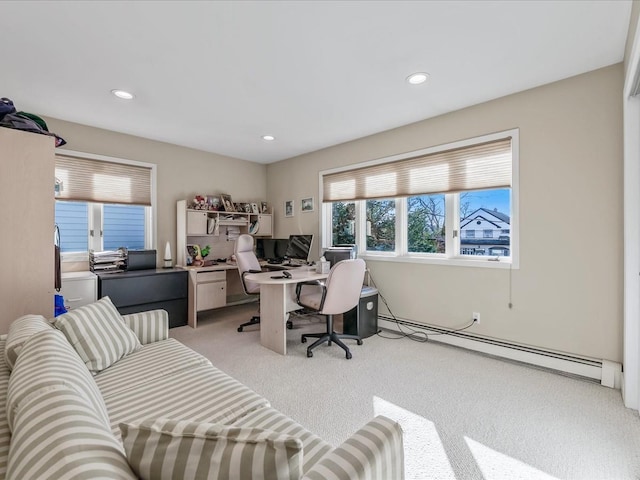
[323,137,512,202]
[55,154,152,206]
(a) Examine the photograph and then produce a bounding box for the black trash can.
[343,286,379,338]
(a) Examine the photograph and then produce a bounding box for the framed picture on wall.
[301,197,314,212]
[284,200,294,217]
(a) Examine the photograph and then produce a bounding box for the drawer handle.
[67,297,82,302]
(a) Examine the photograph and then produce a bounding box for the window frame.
[320,129,519,269]
[55,149,157,262]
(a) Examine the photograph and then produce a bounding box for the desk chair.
[235,234,293,332]
[235,234,263,332]
[296,258,366,359]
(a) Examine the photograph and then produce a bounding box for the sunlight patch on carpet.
[465,437,560,480]
[374,396,456,480]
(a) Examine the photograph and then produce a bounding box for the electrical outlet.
[473,312,480,324]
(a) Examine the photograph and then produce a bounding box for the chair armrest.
[302,416,404,480]
[122,309,169,345]
[295,281,325,304]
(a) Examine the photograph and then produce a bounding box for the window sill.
[360,253,517,269]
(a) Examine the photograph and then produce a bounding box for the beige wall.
[44,117,267,267]
[267,64,624,362]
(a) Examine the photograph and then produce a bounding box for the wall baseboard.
[377,316,621,389]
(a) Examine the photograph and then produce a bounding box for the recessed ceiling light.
[406,72,429,85]
[111,89,135,100]
[262,135,275,141]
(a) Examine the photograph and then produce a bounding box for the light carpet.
[171,303,640,480]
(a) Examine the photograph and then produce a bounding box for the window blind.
[55,154,152,206]
[323,137,512,202]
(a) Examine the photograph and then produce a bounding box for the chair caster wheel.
[286,321,293,329]
[346,351,352,359]
[237,327,243,332]
[301,337,307,343]
[357,339,363,345]
[307,350,313,358]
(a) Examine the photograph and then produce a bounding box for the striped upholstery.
[4,314,53,371]
[6,385,136,480]
[302,415,404,480]
[0,338,12,479]
[120,418,303,480]
[233,406,333,475]
[95,338,210,398]
[6,329,111,432]
[122,309,169,345]
[54,296,141,374]
[102,363,270,442]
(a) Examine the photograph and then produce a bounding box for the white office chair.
[235,234,293,332]
[296,258,366,359]
[235,234,263,332]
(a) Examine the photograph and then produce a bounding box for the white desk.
[245,268,329,355]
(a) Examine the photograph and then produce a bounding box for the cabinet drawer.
[60,274,97,310]
[197,271,226,283]
[196,281,226,311]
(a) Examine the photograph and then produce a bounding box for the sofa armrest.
[122,310,169,345]
[303,416,404,480]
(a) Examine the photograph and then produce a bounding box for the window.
[366,199,396,252]
[321,130,518,267]
[407,194,445,253]
[54,151,155,258]
[331,201,356,245]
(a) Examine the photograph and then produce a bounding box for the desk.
[179,264,241,328]
[245,268,328,355]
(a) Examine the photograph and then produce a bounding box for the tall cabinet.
[0,128,55,332]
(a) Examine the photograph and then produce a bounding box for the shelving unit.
[176,199,272,266]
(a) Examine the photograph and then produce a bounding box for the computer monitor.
[323,245,357,267]
[255,238,289,260]
[285,235,314,262]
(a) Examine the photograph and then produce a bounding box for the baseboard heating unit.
[377,315,622,389]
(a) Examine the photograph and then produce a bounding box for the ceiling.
[0,1,632,164]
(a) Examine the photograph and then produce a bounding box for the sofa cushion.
[122,309,169,345]
[6,329,111,432]
[120,418,303,480]
[6,385,136,480]
[54,296,141,374]
[95,338,210,398]
[232,406,333,475]
[102,363,270,442]
[4,315,53,371]
[0,338,12,480]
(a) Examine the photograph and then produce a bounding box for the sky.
[463,189,510,216]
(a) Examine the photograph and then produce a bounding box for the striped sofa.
[0,298,404,480]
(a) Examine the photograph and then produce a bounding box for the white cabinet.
[60,272,97,310]
[187,211,208,235]
[195,271,226,311]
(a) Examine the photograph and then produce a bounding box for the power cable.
[367,269,475,343]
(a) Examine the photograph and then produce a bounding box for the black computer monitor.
[285,235,314,262]
[256,238,290,260]
[323,245,357,267]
